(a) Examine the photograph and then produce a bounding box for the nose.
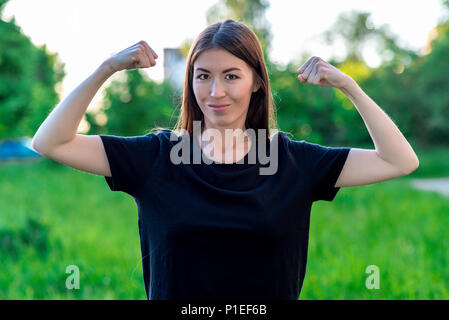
[210,78,225,97]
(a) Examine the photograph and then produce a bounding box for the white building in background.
[164,48,186,90]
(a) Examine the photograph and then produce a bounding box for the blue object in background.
[0,137,42,163]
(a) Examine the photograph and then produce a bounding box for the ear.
[252,79,261,92]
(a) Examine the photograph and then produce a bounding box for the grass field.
[0,145,448,299]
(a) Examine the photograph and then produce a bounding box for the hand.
[104,40,158,73]
[297,56,352,89]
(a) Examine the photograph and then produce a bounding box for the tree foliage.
[0,0,64,139]
[88,69,178,136]
[2,0,448,147]
[272,8,447,147]
[206,0,273,63]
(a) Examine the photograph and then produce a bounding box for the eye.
[197,74,208,80]
[226,74,239,80]
[196,74,239,80]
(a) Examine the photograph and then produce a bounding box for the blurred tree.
[271,9,430,147]
[324,10,419,67]
[179,38,194,58]
[91,69,177,136]
[324,11,377,62]
[412,12,449,145]
[347,4,449,147]
[270,12,382,145]
[322,10,425,147]
[270,59,348,144]
[206,0,273,62]
[0,0,65,139]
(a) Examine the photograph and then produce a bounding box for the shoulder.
[99,129,176,153]
[142,129,186,154]
[144,129,181,141]
[271,131,338,161]
[271,130,304,152]
[274,131,334,153]
[142,129,180,145]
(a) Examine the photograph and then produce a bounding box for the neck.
[200,123,248,154]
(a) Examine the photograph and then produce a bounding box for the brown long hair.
[153,19,279,140]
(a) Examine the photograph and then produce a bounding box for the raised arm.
[31,40,158,176]
[297,56,419,187]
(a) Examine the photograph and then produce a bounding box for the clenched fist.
[104,40,158,73]
[297,56,352,89]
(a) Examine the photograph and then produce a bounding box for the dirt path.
[411,177,449,197]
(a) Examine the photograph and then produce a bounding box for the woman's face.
[192,48,260,132]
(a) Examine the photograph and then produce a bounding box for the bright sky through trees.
[2,0,444,110]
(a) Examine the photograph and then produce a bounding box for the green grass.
[302,178,449,299]
[0,159,145,299]
[0,147,448,299]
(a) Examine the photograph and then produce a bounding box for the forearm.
[32,61,115,154]
[339,78,419,173]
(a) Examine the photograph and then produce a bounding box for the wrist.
[338,75,355,90]
[100,59,117,77]
[338,76,363,103]
[338,75,359,95]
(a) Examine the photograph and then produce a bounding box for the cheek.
[232,85,253,102]
[192,84,205,101]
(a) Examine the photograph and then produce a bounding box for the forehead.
[194,48,249,72]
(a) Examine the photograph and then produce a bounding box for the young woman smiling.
[32,19,418,300]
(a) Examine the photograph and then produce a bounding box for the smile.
[208,104,231,111]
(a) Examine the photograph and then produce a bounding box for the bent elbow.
[402,158,419,175]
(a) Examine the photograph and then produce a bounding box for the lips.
[208,104,230,108]
[208,104,231,111]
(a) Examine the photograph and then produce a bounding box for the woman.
[32,19,419,300]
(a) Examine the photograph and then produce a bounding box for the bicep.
[335,148,405,187]
[38,134,111,177]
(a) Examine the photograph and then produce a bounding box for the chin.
[209,119,233,127]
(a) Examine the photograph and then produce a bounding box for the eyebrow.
[194,67,242,73]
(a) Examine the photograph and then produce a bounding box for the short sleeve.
[301,140,351,202]
[99,133,160,196]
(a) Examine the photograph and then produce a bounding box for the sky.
[2,0,446,115]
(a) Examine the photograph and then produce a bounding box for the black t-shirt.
[99,129,351,300]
